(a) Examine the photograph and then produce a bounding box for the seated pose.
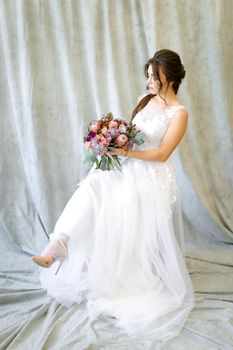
[32,49,195,342]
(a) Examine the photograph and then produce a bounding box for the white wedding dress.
[40,100,195,342]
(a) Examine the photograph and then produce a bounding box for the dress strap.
[164,105,186,120]
[175,105,186,111]
[162,105,186,127]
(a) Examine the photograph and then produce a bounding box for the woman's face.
[147,64,167,95]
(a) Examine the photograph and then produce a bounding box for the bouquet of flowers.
[84,112,144,171]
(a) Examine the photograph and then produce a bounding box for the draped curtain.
[0,0,232,256]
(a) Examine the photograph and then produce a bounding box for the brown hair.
[131,49,185,121]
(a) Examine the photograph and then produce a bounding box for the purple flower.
[90,137,98,147]
[90,138,107,156]
[108,128,120,137]
[118,124,127,133]
[105,133,112,142]
[95,143,107,156]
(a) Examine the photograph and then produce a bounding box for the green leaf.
[108,154,122,171]
[134,132,145,145]
[128,130,137,137]
[84,150,98,163]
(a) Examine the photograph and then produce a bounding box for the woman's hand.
[108,147,128,157]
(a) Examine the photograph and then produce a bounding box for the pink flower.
[90,121,101,133]
[116,134,128,147]
[108,120,119,129]
[101,127,108,135]
[84,141,91,149]
[98,135,109,147]
[102,139,109,147]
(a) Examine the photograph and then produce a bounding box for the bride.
[32,49,195,342]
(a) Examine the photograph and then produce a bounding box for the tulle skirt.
[40,157,195,342]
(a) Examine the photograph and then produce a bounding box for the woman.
[32,49,195,342]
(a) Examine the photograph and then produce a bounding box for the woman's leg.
[51,182,94,242]
[40,232,70,259]
[33,181,94,266]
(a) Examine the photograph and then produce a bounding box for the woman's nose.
[147,76,153,84]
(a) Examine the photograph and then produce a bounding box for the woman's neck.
[152,88,180,106]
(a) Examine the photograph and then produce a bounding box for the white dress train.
[39,100,195,342]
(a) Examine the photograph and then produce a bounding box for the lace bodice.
[133,100,186,150]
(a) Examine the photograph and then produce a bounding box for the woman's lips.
[149,84,160,90]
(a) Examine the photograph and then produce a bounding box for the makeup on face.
[146,65,161,93]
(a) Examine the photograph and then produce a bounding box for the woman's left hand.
[108,147,128,157]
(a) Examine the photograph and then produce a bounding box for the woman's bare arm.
[109,108,188,162]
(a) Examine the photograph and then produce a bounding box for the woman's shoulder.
[173,104,187,112]
[166,102,187,112]
[167,105,188,122]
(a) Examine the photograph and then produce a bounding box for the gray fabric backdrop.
[1,1,233,349]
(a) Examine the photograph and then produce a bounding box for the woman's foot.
[32,255,65,275]
[32,235,69,274]
[32,255,54,268]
